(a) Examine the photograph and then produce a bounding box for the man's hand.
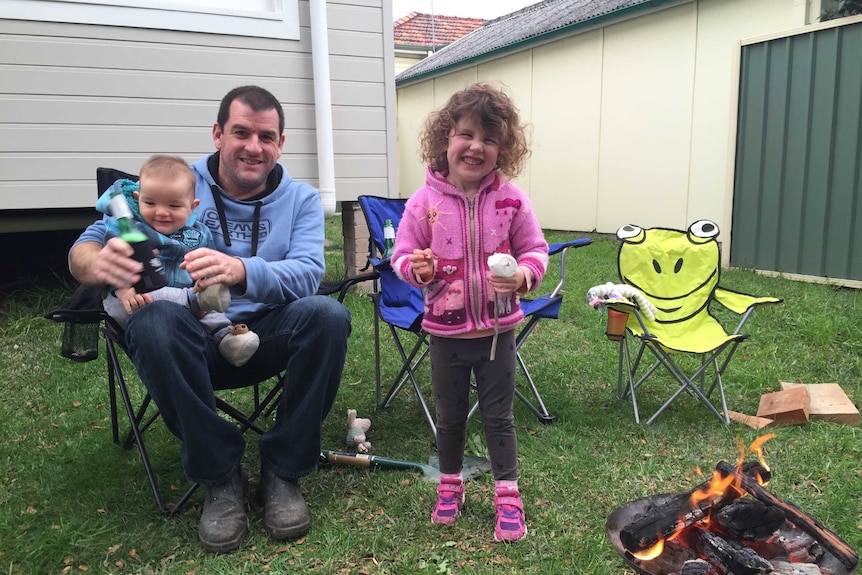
[70,238,144,288]
[182,248,247,290]
[408,249,435,283]
[115,287,153,314]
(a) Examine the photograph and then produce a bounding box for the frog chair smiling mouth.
[593,221,781,425]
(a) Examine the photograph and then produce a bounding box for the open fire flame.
[631,434,776,561]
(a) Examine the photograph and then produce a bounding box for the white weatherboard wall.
[0,0,397,231]
[395,0,810,240]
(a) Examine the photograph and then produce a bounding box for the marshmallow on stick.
[488,253,517,278]
[487,253,517,360]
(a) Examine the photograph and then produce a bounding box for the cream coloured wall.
[477,50,534,201]
[397,67,479,197]
[395,52,425,75]
[395,0,814,240]
[396,82,436,195]
[598,3,697,232]
[531,32,603,232]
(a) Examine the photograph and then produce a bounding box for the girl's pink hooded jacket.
[392,168,549,337]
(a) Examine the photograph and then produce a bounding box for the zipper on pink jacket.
[467,195,482,329]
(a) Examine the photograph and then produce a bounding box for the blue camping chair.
[357,195,591,440]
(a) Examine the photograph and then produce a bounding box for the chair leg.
[105,334,285,515]
[507,316,557,423]
[637,343,733,425]
[373,296,383,409]
[378,326,436,439]
[105,335,188,515]
[514,351,556,424]
[618,337,640,424]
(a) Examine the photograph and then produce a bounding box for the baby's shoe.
[494,486,526,542]
[193,282,231,314]
[219,324,260,367]
[431,475,464,525]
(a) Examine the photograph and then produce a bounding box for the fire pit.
[606,459,858,575]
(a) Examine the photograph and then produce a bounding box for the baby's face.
[136,173,198,236]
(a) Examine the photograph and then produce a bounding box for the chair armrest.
[714,287,782,315]
[317,271,380,302]
[545,237,592,298]
[548,237,592,256]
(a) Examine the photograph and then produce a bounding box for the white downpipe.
[309,0,336,218]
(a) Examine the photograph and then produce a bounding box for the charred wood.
[681,558,713,575]
[715,461,858,572]
[715,498,786,540]
[619,461,768,553]
[782,531,824,564]
[767,560,823,575]
[696,529,774,574]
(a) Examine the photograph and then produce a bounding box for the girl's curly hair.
[419,83,530,179]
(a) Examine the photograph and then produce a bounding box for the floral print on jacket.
[392,168,549,337]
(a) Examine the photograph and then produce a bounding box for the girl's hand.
[488,266,527,296]
[408,249,435,283]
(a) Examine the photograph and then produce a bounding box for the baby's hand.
[408,248,435,283]
[116,287,153,314]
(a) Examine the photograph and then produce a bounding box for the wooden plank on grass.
[726,410,775,429]
[756,386,810,425]
[779,382,859,425]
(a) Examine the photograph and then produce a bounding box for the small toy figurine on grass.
[346,409,372,453]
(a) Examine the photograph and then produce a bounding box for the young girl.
[391,83,549,542]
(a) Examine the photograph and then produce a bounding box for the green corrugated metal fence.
[732,19,862,282]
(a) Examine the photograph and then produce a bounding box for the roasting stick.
[487,254,517,361]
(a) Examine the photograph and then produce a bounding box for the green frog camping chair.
[598,220,781,425]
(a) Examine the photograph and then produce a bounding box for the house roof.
[396,0,674,84]
[394,12,486,51]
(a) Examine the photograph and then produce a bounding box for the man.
[70,85,352,553]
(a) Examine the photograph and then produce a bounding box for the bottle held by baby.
[108,192,167,293]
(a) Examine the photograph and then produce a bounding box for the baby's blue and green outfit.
[97,179,230,335]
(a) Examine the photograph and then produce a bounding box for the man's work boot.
[198,469,248,553]
[258,464,310,540]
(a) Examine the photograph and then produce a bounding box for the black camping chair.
[45,167,371,514]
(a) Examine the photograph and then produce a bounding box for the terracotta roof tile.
[394,11,485,49]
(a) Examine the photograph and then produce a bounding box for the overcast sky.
[392,0,541,20]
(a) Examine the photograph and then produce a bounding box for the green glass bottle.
[108,191,166,293]
[382,219,395,258]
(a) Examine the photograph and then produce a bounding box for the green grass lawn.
[0,222,860,574]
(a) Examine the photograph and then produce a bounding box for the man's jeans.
[125,295,351,485]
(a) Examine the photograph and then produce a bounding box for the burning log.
[715,460,858,572]
[619,461,769,554]
[714,498,786,540]
[695,528,774,574]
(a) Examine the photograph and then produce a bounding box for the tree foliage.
[821,0,862,20]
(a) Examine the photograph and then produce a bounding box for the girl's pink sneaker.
[431,476,464,525]
[494,487,527,542]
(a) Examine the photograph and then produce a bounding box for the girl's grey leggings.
[429,331,518,481]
